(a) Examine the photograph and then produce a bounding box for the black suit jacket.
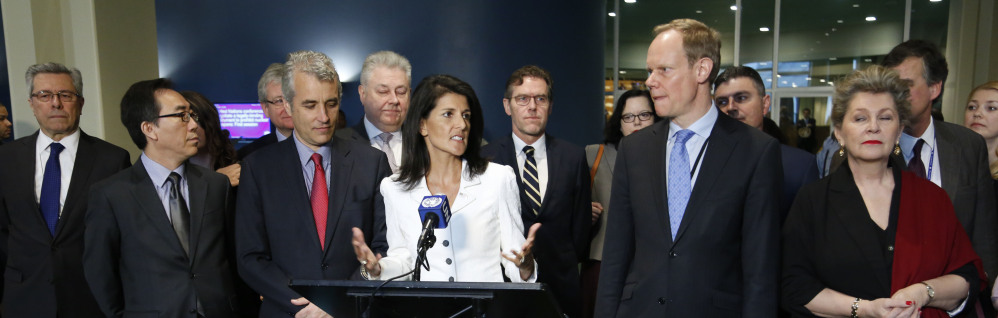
[595,114,783,317]
[334,120,370,142]
[236,133,277,160]
[779,144,819,221]
[235,136,390,316]
[481,134,591,318]
[0,131,129,318]
[84,159,239,318]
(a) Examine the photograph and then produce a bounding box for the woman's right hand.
[351,227,382,278]
[858,298,917,318]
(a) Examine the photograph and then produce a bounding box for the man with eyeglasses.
[0,62,130,318]
[481,65,591,318]
[713,66,818,219]
[336,50,411,174]
[238,63,294,160]
[83,78,242,317]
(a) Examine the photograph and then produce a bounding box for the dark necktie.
[166,172,191,256]
[909,138,927,179]
[522,146,542,216]
[668,130,695,240]
[40,143,65,236]
[310,153,328,250]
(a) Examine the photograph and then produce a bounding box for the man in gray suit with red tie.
[596,19,782,317]
[84,78,241,317]
[0,63,130,318]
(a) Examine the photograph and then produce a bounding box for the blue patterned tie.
[40,143,65,236]
[668,130,695,240]
[522,146,542,216]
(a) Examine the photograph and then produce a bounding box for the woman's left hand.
[503,223,541,281]
[890,284,930,316]
[216,163,241,187]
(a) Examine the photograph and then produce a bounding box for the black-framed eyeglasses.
[265,98,285,106]
[622,111,653,123]
[31,90,81,103]
[158,111,199,123]
[513,95,550,106]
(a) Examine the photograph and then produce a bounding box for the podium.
[291,280,564,318]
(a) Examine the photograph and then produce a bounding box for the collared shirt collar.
[668,103,718,140]
[292,131,332,168]
[363,116,401,141]
[140,152,185,187]
[512,132,547,158]
[36,128,81,155]
[275,129,290,142]
[899,117,937,161]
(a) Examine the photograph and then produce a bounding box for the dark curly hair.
[604,89,660,146]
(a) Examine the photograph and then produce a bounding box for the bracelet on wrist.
[851,298,861,318]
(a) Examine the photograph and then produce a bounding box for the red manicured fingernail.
[906,301,912,306]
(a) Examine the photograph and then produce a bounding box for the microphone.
[413,195,451,281]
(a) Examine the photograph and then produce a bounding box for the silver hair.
[25,62,83,95]
[282,50,341,104]
[257,63,285,102]
[360,51,411,87]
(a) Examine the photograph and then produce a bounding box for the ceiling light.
[831,28,837,31]
[730,5,738,10]
[819,79,826,83]
[828,82,834,85]
[865,16,876,21]
[624,0,637,3]
[806,77,812,81]
[759,27,770,32]
[825,33,830,36]
[837,20,844,23]
[696,10,703,13]
[619,70,627,74]
[864,58,872,62]
[608,12,616,17]
[929,0,941,2]
[829,57,838,61]
[853,4,860,7]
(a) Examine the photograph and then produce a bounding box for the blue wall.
[154,0,606,146]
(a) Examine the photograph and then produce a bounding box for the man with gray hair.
[238,63,295,160]
[0,62,130,317]
[236,50,390,317]
[337,50,411,173]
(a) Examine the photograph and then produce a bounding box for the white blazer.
[376,161,537,282]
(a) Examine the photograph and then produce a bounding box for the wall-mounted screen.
[215,103,270,139]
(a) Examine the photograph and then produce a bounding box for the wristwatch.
[920,281,935,304]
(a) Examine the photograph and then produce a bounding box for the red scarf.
[892,171,986,317]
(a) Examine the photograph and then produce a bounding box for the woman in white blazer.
[352,74,539,282]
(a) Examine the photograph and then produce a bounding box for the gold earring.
[893,143,901,156]
[838,147,845,157]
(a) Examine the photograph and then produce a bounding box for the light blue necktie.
[40,143,65,236]
[668,130,695,240]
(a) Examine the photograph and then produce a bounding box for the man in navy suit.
[713,66,819,219]
[0,62,130,317]
[237,63,294,160]
[481,65,591,318]
[596,19,782,317]
[236,50,391,317]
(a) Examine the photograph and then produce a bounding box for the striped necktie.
[522,146,542,216]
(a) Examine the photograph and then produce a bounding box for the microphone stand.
[413,215,437,281]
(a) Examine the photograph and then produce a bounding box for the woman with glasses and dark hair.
[181,91,241,186]
[580,89,660,318]
[351,74,539,283]
[782,66,985,317]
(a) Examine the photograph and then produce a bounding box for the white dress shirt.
[376,161,537,282]
[34,129,81,217]
[511,133,548,202]
[899,117,942,186]
[363,117,403,166]
[665,105,718,187]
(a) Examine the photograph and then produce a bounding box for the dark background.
[154,0,607,146]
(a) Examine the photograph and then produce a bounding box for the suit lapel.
[674,116,738,243]
[277,139,322,251]
[933,124,958,195]
[452,163,481,213]
[129,160,189,257]
[539,137,558,214]
[323,139,352,255]
[186,165,207,264]
[57,132,95,240]
[649,121,673,244]
[12,133,44,234]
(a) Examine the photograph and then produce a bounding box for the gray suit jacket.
[585,143,617,260]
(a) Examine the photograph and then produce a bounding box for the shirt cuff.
[946,290,970,316]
